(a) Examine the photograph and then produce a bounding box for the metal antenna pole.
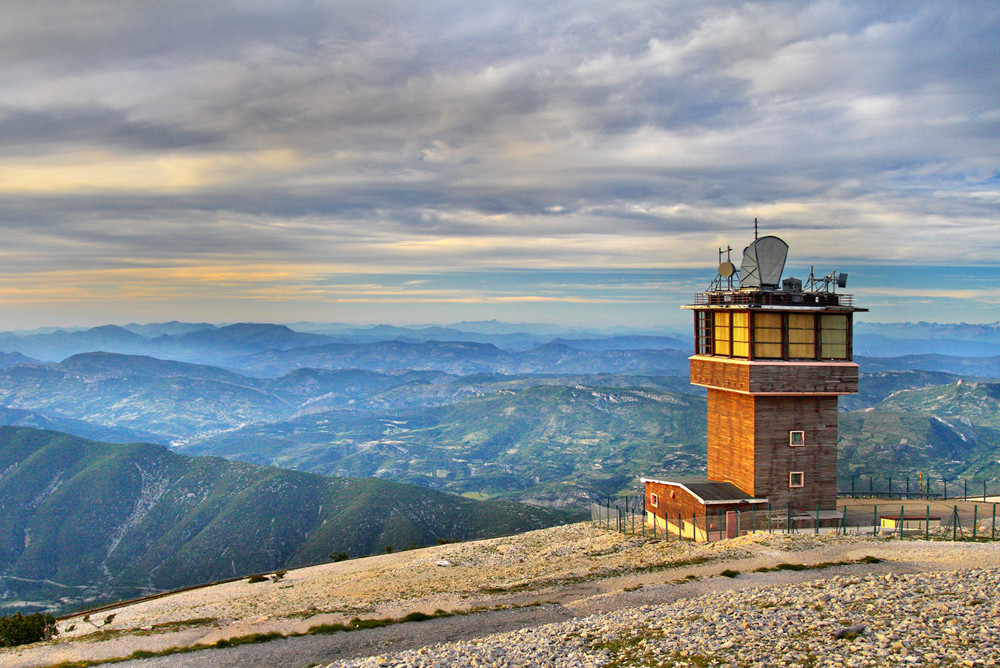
[754,217,758,240]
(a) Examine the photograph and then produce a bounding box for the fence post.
[768,503,773,533]
[964,480,968,502]
[953,505,958,541]
[678,512,683,542]
[925,505,930,541]
[984,480,988,503]
[906,475,910,498]
[888,475,892,497]
[786,502,791,534]
[840,506,847,535]
[869,476,873,497]
[815,502,820,534]
[872,504,878,536]
[851,474,855,496]
[898,505,904,540]
[973,505,978,540]
[944,479,948,500]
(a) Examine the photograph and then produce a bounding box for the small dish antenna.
[718,261,736,278]
[806,268,849,292]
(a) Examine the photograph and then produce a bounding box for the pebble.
[326,568,1000,668]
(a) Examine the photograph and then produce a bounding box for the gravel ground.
[3,525,998,668]
[328,568,1000,668]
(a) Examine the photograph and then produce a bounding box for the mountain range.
[0,426,571,615]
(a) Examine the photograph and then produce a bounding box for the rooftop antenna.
[708,245,737,291]
[754,217,758,240]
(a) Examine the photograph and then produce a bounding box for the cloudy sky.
[1,0,998,330]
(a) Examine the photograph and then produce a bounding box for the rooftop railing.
[691,290,854,308]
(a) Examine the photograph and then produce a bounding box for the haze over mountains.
[3,319,1000,614]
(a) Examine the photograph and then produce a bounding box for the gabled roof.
[641,476,768,506]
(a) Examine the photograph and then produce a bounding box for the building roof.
[640,476,769,506]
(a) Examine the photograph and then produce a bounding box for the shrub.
[719,569,740,578]
[271,570,287,582]
[247,574,268,584]
[384,545,394,553]
[0,612,57,647]
[329,551,350,562]
[400,612,433,623]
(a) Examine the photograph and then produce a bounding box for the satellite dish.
[739,236,788,289]
[718,261,736,278]
[837,272,848,288]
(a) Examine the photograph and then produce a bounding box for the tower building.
[644,231,865,534]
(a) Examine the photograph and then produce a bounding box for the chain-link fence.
[592,499,1000,543]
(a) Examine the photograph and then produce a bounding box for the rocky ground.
[3,523,998,668]
[329,568,1000,668]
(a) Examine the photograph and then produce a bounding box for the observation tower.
[644,226,865,533]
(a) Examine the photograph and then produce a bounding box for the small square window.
[789,431,805,447]
[650,493,659,508]
[789,472,804,488]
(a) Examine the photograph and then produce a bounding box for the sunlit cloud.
[0,1,997,327]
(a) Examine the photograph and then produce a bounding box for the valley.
[3,320,1000,618]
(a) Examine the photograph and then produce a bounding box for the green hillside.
[838,380,1000,484]
[0,427,570,615]
[876,380,1000,428]
[840,370,961,411]
[185,384,709,504]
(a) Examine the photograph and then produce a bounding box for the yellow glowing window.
[789,472,805,488]
[754,312,783,359]
[788,313,816,359]
[820,315,849,359]
[732,312,749,358]
[714,311,731,356]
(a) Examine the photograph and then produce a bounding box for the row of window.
[695,310,851,360]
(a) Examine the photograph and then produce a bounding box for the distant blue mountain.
[121,321,216,337]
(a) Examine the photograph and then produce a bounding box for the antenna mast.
[754,217,758,240]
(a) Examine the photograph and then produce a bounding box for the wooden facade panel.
[746,363,858,394]
[644,481,754,521]
[706,390,756,496]
[690,356,858,394]
[690,357,750,392]
[703,390,841,511]
[645,481,706,521]
[751,396,839,510]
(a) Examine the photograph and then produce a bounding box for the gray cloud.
[0,0,998,323]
